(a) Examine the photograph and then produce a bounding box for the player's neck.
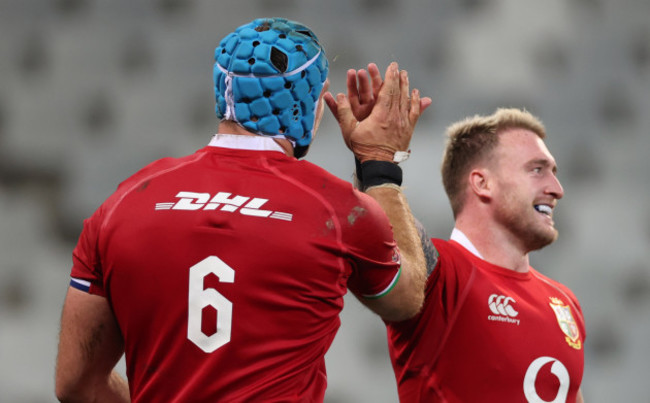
[455,217,531,273]
[216,120,295,157]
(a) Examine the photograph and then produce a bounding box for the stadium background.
[1,0,649,401]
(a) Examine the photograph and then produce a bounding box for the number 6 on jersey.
[187,256,235,353]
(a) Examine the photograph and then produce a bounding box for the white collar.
[208,133,286,153]
[450,228,484,259]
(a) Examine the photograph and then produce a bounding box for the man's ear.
[469,168,492,201]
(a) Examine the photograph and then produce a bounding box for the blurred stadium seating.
[1,0,648,401]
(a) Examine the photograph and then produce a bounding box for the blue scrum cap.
[214,18,329,158]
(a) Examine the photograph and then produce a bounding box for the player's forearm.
[56,371,129,403]
[365,185,426,320]
[56,288,130,402]
[102,371,130,402]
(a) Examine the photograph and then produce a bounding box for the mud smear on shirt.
[137,180,150,192]
[347,206,367,225]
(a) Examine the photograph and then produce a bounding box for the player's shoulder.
[289,159,374,204]
[116,153,201,191]
[529,267,567,289]
[431,238,468,262]
[431,238,451,251]
[94,152,203,214]
[428,237,479,280]
[292,159,354,188]
[530,267,581,304]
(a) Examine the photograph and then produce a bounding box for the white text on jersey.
[155,191,293,221]
[487,294,520,325]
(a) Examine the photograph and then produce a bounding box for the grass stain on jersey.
[137,180,150,192]
[347,206,367,225]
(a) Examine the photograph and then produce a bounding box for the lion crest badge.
[549,297,581,350]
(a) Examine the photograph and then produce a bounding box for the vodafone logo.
[523,356,570,403]
[487,294,520,325]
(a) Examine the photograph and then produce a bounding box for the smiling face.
[489,128,564,252]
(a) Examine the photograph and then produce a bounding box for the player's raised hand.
[347,63,383,121]
[326,62,432,163]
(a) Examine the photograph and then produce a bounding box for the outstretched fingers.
[355,63,383,106]
[367,63,382,98]
[374,62,400,116]
[348,63,384,121]
[349,69,371,121]
[409,90,432,126]
[408,89,421,125]
[399,69,410,114]
[356,69,372,105]
[324,91,338,118]
[346,69,362,109]
[325,92,356,148]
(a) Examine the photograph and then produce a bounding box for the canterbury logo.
[488,294,519,317]
[155,191,293,221]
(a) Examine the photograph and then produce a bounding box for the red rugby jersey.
[387,237,585,403]
[70,136,401,402]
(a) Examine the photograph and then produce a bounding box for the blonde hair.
[441,108,546,217]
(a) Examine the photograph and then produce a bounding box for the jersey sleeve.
[69,207,107,297]
[428,239,464,320]
[68,158,174,296]
[342,193,402,299]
